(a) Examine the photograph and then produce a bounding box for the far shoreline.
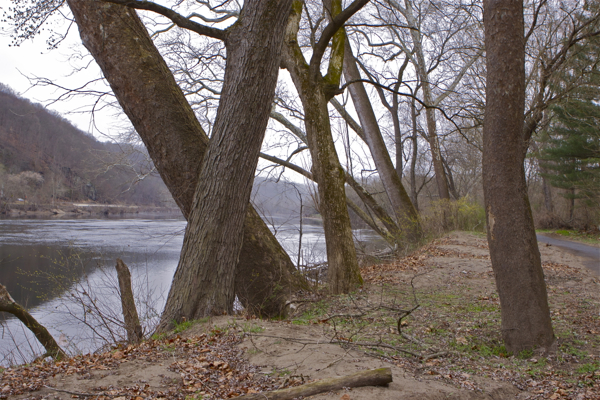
[1,201,182,218]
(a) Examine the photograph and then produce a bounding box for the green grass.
[161,343,176,352]
[477,344,509,358]
[517,349,534,359]
[560,342,587,358]
[171,317,210,335]
[242,323,265,333]
[173,319,195,334]
[151,332,167,341]
[576,362,599,374]
[292,301,328,325]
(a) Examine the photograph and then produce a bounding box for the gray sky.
[0,0,118,138]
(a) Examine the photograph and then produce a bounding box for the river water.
[0,215,382,365]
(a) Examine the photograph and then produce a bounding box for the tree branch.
[101,0,227,40]
[310,0,370,77]
[260,153,313,180]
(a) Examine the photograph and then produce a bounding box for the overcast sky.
[0,0,121,139]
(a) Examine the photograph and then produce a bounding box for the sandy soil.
[2,232,599,400]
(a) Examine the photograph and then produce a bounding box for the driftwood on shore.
[234,367,393,400]
[0,283,67,360]
[115,259,143,344]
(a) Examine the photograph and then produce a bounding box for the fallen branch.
[421,351,452,362]
[0,283,67,360]
[234,367,392,400]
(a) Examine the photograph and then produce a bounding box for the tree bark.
[409,95,419,210]
[235,368,392,400]
[157,0,293,324]
[342,37,422,243]
[482,0,555,353]
[400,1,450,200]
[67,0,305,321]
[0,284,67,360]
[282,1,363,294]
[115,259,143,344]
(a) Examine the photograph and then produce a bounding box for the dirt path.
[3,232,599,399]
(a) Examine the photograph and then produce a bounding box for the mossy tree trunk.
[281,0,366,294]
[67,0,304,323]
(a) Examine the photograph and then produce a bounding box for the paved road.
[537,234,599,275]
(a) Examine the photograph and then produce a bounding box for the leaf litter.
[2,232,599,399]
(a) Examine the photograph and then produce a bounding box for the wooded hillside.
[0,83,174,208]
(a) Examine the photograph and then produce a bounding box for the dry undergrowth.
[1,232,598,399]
[285,234,600,399]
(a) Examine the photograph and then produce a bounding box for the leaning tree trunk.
[403,3,450,201]
[67,0,305,320]
[482,0,555,353]
[282,1,362,294]
[159,0,293,324]
[0,284,67,360]
[342,37,421,243]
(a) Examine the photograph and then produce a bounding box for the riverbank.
[1,201,181,218]
[2,232,599,399]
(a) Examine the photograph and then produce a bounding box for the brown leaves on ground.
[1,329,297,399]
[2,232,599,400]
[307,232,600,399]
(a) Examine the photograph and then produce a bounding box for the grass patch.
[151,332,167,341]
[537,228,600,246]
[576,362,600,374]
[242,323,265,333]
[173,319,196,334]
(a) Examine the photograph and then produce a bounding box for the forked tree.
[66,0,300,327]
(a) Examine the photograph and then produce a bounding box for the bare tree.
[281,0,368,294]
[62,0,305,327]
[341,36,422,243]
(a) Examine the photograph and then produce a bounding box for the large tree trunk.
[282,1,362,294]
[67,0,304,321]
[159,0,293,324]
[342,38,422,243]
[482,0,555,353]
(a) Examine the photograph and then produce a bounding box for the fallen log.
[0,283,67,360]
[234,367,392,400]
[115,259,143,343]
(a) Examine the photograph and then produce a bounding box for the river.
[0,215,382,365]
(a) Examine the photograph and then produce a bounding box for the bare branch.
[101,0,227,40]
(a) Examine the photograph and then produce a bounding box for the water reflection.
[0,215,385,365]
[0,216,186,365]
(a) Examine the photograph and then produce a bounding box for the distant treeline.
[0,83,174,208]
